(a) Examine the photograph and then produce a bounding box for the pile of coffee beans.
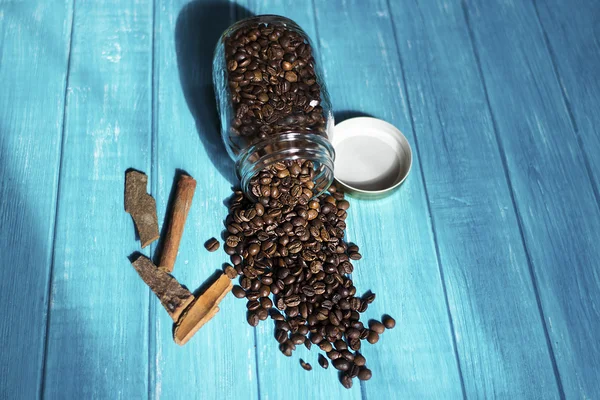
[224,21,327,150]
[223,159,395,388]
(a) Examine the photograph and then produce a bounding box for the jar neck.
[237,132,335,199]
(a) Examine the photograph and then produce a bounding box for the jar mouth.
[222,15,306,39]
[237,132,335,200]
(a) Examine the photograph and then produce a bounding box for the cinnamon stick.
[125,170,160,248]
[174,273,233,345]
[130,254,194,321]
[159,174,197,273]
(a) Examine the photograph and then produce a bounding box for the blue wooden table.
[1,0,599,398]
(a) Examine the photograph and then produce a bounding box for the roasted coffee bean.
[257,307,269,320]
[232,285,246,298]
[205,237,220,252]
[247,312,259,327]
[341,350,354,361]
[319,341,333,352]
[327,350,341,360]
[304,338,312,350]
[332,358,351,371]
[348,364,360,379]
[310,333,324,344]
[369,320,385,334]
[247,300,261,311]
[367,331,379,344]
[225,265,240,281]
[354,353,366,367]
[300,359,312,371]
[383,315,396,329]
[358,368,372,381]
[334,339,348,351]
[260,297,273,309]
[291,333,306,345]
[318,354,329,369]
[341,374,353,389]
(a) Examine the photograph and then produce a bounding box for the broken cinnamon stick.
[125,170,160,248]
[130,254,194,321]
[174,273,233,345]
[159,174,197,273]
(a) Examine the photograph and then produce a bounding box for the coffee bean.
[319,341,333,352]
[333,358,350,371]
[300,359,312,371]
[367,330,379,344]
[348,364,360,379]
[310,333,323,344]
[383,315,396,329]
[304,338,312,350]
[354,353,366,367]
[224,264,238,279]
[334,339,348,351]
[341,374,353,389]
[205,237,220,252]
[275,329,288,343]
[358,368,372,381]
[260,297,273,309]
[318,354,329,369]
[328,350,341,360]
[369,320,385,334]
[257,307,269,320]
[247,312,259,327]
[247,300,261,311]
[232,285,246,298]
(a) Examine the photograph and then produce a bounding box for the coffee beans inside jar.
[223,20,328,154]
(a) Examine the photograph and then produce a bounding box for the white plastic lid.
[331,117,412,196]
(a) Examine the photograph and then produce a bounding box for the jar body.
[213,15,335,197]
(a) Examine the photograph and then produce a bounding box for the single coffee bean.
[319,341,333,352]
[369,320,385,334]
[260,297,273,309]
[310,333,324,344]
[246,300,261,311]
[205,237,220,252]
[223,264,237,279]
[270,309,285,321]
[354,353,366,367]
[341,350,354,361]
[333,358,350,371]
[304,338,312,350]
[318,354,329,369]
[232,285,246,298]
[348,364,360,379]
[327,350,341,360]
[334,339,347,351]
[247,312,259,327]
[300,359,312,371]
[367,330,379,344]
[275,329,287,344]
[256,307,269,320]
[358,368,372,381]
[291,333,305,345]
[349,338,361,351]
[341,374,353,389]
[383,315,396,329]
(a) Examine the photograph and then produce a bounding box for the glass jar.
[213,15,335,199]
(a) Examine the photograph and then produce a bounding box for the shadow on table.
[175,0,254,186]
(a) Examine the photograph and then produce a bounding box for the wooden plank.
[387,0,561,398]
[42,1,153,398]
[532,0,600,396]
[464,0,600,397]
[312,1,466,398]
[150,1,258,398]
[0,2,73,398]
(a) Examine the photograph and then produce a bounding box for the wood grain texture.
[42,1,154,398]
[464,0,600,397]
[150,1,258,398]
[387,0,561,398]
[0,2,73,398]
[533,0,600,396]
[313,0,465,398]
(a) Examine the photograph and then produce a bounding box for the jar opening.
[237,132,335,200]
